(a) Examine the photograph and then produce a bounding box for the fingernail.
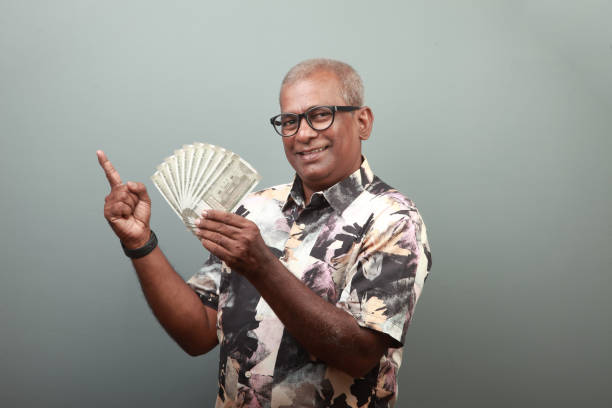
[194,218,201,225]
[201,211,208,218]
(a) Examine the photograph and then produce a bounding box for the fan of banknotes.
[151,143,261,235]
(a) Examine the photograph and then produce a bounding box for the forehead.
[280,70,345,113]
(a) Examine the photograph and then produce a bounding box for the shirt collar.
[283,156,375,214]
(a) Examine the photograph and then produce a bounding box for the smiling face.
[280,70,372,202]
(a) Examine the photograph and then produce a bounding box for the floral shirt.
[187,158,432,408]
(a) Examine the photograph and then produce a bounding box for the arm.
[195,210,394,378]
[248,256,392,378]
[97,150,218,356]
[130,246,218,356]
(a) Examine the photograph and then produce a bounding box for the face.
[279,70,372,198]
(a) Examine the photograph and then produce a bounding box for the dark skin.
[98,72,393,377]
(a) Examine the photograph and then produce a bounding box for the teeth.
[300,147,326,155]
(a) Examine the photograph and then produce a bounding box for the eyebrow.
[281,105,326,115]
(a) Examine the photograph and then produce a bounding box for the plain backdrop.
[1,1,611,407]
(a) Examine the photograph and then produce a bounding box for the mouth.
[297,146,329,156]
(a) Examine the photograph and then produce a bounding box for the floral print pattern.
[187,158,432,407]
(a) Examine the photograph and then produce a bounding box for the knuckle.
[208,231,217,243]
[114,202,128,213]
[216,232,225,244]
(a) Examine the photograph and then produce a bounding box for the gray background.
[1,1,610,407]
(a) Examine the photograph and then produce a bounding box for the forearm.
[194,210,389,375]
[131,246,218,355]
[248,258,388,377]
[97,152,217,355]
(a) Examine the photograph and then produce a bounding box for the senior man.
[98,58,432,407]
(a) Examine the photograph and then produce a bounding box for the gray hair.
[280,58,364,106]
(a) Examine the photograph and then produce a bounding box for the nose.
[294,116,318,143]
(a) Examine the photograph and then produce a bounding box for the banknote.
[151,170,181,219]
[151,143,261,235]
[200,157,260,212]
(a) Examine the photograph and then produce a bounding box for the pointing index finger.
[97,150,122,188]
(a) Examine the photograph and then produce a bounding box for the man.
[98,58,432,407]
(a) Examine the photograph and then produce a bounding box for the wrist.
[121,229,152,250]
[121,230,157,259]
[249,253,282,284]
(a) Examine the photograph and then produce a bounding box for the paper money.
[151,143,261,235]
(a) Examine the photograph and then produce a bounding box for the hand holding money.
[97,150,152,249]
[151,143,260,236]
[194,210,276,279]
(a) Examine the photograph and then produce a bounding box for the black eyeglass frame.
[269,105,361,137]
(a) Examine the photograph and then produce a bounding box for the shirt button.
[255,313,264,321]
[245,371,252,378]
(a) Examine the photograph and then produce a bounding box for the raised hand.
[97,150,152,249]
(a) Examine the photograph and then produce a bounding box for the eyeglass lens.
[275,106,334,136]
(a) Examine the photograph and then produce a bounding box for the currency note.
[201,156,261,212]
[151,143,261,236]
[151,170,182,219]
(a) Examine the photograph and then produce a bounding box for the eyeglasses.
[269,105,361,137]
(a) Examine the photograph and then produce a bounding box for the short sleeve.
[337,208,432,346]
[186,254,223,310]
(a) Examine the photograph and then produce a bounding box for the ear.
[356,106,374,141]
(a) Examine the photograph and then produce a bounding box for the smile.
[297,146,328,155]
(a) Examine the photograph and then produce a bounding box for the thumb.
[127,181,151,204]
